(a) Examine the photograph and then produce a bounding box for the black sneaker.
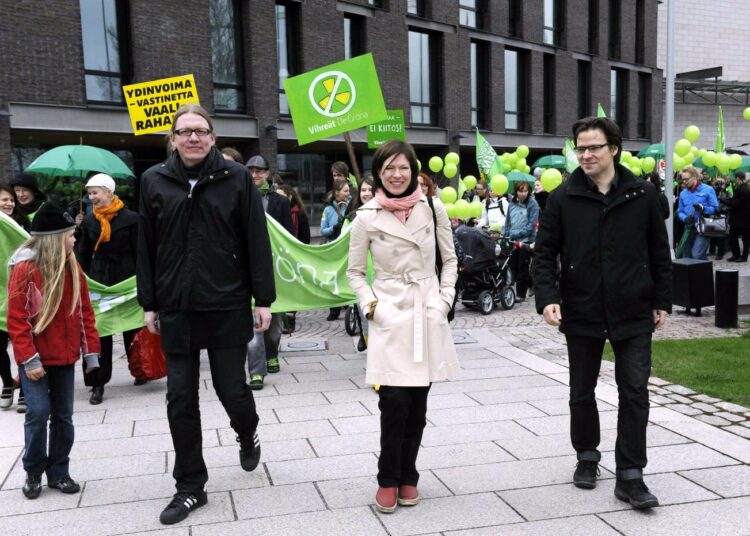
[48,475,81,494]
[159,491,208,525]
[615,478,659,509]
[237,430,261,472]
[573,460,600,489]
[357,336,367,352]
[22,473,42,499]
[89,386,104,405]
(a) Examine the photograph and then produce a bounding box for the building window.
[611,68,628,131]
[276,3,299,116]
[608,0,621,59]
[209,0,245,112]
[543,0,564,46]
[577,60,591,119]
[344,14,366,59]
[635,0,645,64]
[543,54,555,133]
[407,0,424,16]
[408,30,439,126]
[509,0,522,37]
[505,48,527,131]
[588,0,599,54]
[470,41,488,128]
[459,0,485,30]
[367,0,382,7]
[637,73,650,138]
[80,0,130,104]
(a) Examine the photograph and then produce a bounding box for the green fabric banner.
[597,103,607,118]
[0,214,358,337]
[716,105,725,154]
[564,138,580,173]
[475,129,504,181]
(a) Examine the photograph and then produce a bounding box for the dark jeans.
[0,330,14,387]
[19,364,75,481]
[377,384,431,488]
[84,329,138,387]
[510,247,532,299]
[730,226,750,260]
[566,333,652,471]
[709,236,728,257]
[166,345,259,493]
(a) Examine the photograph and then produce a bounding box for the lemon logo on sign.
[308,70,356,118]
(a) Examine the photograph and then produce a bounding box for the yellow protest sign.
[122,74,200,135]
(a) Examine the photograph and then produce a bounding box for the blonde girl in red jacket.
[6,202,100,500]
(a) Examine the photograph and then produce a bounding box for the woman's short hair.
[514,180,531,194]
[221,147,243,163]
[418,172,436,197]
[371,140,419,193]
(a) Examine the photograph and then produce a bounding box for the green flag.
[716,106,725,153]
[0,213,361,334]
[564,138,580,173]
[597,103,607,118]
[475,129,504,181]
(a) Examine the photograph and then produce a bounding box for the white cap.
[86,173,116,193]
[533,167,543,178]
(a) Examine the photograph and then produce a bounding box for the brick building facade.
[0,0,662,217]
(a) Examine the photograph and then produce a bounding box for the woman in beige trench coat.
[347,140,459,514]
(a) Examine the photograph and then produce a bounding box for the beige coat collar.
[360,197,431,245]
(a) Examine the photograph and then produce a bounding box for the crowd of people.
[1,107,749,524]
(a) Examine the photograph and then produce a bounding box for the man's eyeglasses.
[574,143,609,155]
[174,128,212,137]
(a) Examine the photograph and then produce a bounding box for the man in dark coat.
[724,172,750,261]
[244,154,290,388]
[534,117,672,510]
[137,105,275,526]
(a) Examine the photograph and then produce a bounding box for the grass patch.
[604,329,750,408]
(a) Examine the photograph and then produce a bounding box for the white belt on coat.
[377,268,437,363]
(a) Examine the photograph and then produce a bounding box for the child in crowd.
[6,202,100,499]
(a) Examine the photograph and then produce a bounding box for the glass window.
[635,0,645,64]
[577,60,591,119]
[367,0,382,7]
[344,14,365,59]
[460,0,485,30]
[543,0,563,46]
[608,0,620,59]
[276,3,298,116]
[588,0,599,54]
[407,0,424,16]
[509,0,522,37]
[210,0,245,112]
[637,73,650,138]
[80,0,126,104]
[470,41,487,128]
[409,30,438,126]
[505,48,526,131]
[611,68,628,131]
[543,54,555,133]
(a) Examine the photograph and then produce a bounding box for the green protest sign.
[367,110,406,149]
[284,53,388,146]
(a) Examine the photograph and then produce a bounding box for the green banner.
[0,214,358,336]
[284,53,388,146]
[475,129,504,181]
[597,103,607,118]
[367,109,406,148]
[564,138,580,173]
[716,105,725,153]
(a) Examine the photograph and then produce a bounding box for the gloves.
[693,203,704,213]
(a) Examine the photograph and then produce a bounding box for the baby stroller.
[454,226,515,315]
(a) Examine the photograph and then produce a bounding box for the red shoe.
[398,485,420,506]
[375,486,397,513]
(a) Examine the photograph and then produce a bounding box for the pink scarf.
[375,187,422,225]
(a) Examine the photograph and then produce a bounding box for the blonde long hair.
[21,233,81,334]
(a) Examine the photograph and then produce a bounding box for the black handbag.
[697,213,729,237]
[427,197,457,322]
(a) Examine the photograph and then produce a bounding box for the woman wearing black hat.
[9,173,45,220]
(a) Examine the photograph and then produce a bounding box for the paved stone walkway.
[0,302,748,535]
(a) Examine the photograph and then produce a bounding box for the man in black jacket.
[137,105,275,525]
[244,154,290,388]
[534,117,672,510]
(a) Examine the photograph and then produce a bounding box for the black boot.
[573,460,599,489]
[90,386,104,405]
[22,474,42,499]
[615,478,659,509]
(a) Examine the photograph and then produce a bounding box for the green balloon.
[439,186,457,204]
[443,162,458,178]
[516,144,530,158]
[673,155,684,170]
[502,163,511,174]
[630,163,642,176]
[417,159,421,171]
[470,201,483,218]
[684,125,700,143]
[455,199,471,219]
[506,153,518,166]
[463,175,477,190]
[717,153,731,170]
[729,153,742,169]
[620,151,632,163]
[674,138,691,157]
[490,174,509,196]
[444,152,460,166]
[540,168,562,192]
[429,156,444,173]
[444,203,456,218]
[744,107,750,120]
[515,157,527,171]
[702,151,716,167]
[642,157,656,173]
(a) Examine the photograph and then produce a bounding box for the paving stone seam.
[492,489,529,523]
[228,488,240,521]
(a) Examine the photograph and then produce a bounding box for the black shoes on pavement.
[573,460,600,489]
[159,491,208,525]
[22,474,42,499]
[615,478,659,509]
[48,475,81,494]
[90,386,104,405]
[238,430,261,472]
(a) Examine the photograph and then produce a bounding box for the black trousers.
[83,329,139,387]
[377,384,431,488]
[510,247,532,299]
[729,226,750,260]
[566,333,652,471]
[166,345,259,493]
[0,330,13,387]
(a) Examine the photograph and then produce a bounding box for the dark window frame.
[344,14,366,59]
[210,0,246,113]
[470,40,489,128]
[577,60,592,119]
[543,53,556,133]
[635,0,645,64]
[588,0,599,54]
[608,0,621,59]
[408,29,441,127]
[407,0,425,16]
[543,0,565,46]
[504,47,528,132]
[611,67,628,132]
[276,1,300,117]
[509,0,523,37]
[637,72,651,139]
[459,0,486,30]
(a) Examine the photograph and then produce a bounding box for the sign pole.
[343,132,361,184]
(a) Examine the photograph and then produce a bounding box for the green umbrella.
[531,154,566,170]
[25,145,134,179]
[733,156,750,173]
[507,171,535,186]
[637,143,665,160]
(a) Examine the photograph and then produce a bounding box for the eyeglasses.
[574,143,609,155]
[174,128,212,137]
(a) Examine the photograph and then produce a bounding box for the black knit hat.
[9,173,44,197]
[245,155,269,170]
[29,202,76,236]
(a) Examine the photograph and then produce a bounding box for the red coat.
[7,259,100,366]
